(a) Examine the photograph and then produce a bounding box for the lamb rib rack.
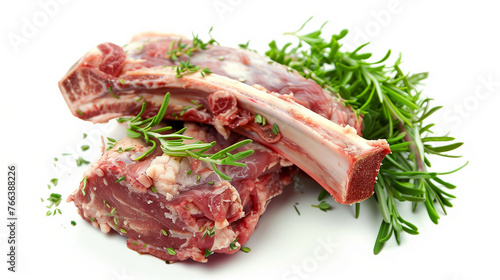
[59,35,390,204]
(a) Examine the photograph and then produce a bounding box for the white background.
[1,0,499,279]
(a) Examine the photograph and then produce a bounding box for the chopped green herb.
[120,78,125,85]
[89,217,96,222]
[254,114,266,126]
[219,56,225,61]
[161,229,169,236]
[230,238,239,250]
[45,193,62,216]
[77,109,83,116]
[109,86,119,99]
[76,157,90,167]
[190,99,204,109]
[113,217,118,225]
[132,241,138,245]
[312,201,332,212]
[81,145,90,151]
[46,193,62,209]
[50,178,58,186]
[241,247,251,253]
[355,203,361,219]
[120,228,127,234]
[317,189,329,201]
[238,40,251,49]
[167,247,176,255]
[116,176,125,183]
[204,249,212,257]
[81,177,87,196]
[151,186,157,193]
[294,203,301,216]
[207,181,214,185]
[272,123,279,135]
[202,226,215,239]
[106,137,117,150]
[71,221,77,226]
[83,133,87,139]
[200,67,212,77]
[186,170,193,175]
[179,106,191,117]
[117,146,134,153]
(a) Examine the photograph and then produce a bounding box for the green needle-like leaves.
[117,93,254,181]
[266,18,466,254]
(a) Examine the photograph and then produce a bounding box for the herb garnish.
[106,137,117,150]
[167,248,176,255]
[266,18,467,254]
[254,114,266,126]
[294,203,301,216]
[202,226,215,239]
[45,193,62,216]
[75,156,90,167]
[230,238,239,250]
[117,93,254,181]
[240,247,251,253]
[174,60,212,78]
[312,201,332,212]
[204,249,212,257]
[165,26,218,60]
[81,176,87,196]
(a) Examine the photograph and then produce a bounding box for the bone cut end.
[335,139,390,204]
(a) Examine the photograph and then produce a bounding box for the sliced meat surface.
[68,122,295,263]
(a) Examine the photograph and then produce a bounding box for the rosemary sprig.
[117,93,254,181]
[165,26,218,60]
[266,18,466,254]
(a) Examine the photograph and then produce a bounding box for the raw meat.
[59,35,390,204]
[60,32,362,133]
[68,122,296,263]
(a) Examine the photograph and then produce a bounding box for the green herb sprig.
[266,18,467,254]
[174,60,212,78]
[165,26,218,60]
[117,93,254,181]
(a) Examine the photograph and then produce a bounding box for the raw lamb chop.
[69,122,296,263]
[58,34,390,204]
